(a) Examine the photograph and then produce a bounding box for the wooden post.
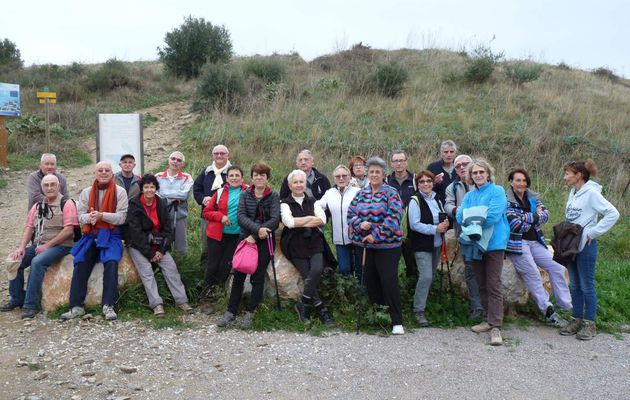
[0,116,7,167]
[45,100,50,153]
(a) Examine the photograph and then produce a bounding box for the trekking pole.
[356,246,367,335]
[267,234,281,310]
[440,235,455,312]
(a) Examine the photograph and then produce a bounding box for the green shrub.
[504,61,543,86]
[158,16,232,80]
[592,67,620,83]
[370,61,409,97]
[0,38,22,74]
[464,45,503,84]
[556,62,571,70]
[67,62,87,75]
[193,62,244,113]
[86,58,138,92]
[242,57,286,83]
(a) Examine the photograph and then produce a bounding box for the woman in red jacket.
[202,166,247,299]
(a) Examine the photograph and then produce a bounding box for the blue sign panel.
[0,82,20,117]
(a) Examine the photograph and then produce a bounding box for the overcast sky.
[3,0,628,77]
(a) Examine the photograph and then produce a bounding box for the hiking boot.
[576,320,596,341]
[546,312,568,328]
[415,311,429,327]
[295,302,310,323]
[559,318,582,336]
[0,302,20,312]
[217,311,235,328]
[471,321,492,333]
[490,327,503,346]
[103,305,117,321]
[239,311,254,329]
[468,308,484,321]
[178,303,193,314]
[392,325,405,335]
[153,304,165,317]
[316,305,333,325]
[21,308,38,319]
[60,306,86,320]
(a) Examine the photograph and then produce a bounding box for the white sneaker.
[392,325,405,335]
[60,306,85,320]
[103,305,117,321]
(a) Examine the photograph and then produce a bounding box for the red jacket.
[203,183,247,241]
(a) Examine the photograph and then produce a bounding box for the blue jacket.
[456,182,509,252]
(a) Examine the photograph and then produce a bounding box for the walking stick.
[267,234,281,310]
[356,246,367,335]
[440,234,455,312]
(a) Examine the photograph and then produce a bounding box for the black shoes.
[316,305,333,325]
[21,308,38,319]
[295,302,309,323]
[0,302,20,312]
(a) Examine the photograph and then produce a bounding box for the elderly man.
[385,150,416,207]
[114,153,140,200]
[26,153,69,210]
[427,140,458,204]
[1,175,78,319]
[444,154,484,320]
[193,144,232,261]
[155,151,194,254]
[279,149,330,200]
[60,161,128,321]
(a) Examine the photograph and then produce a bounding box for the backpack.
[33,197,82,245]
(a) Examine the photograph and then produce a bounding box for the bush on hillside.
[370,61,409,97]
[556,62,571,70]
[158,16,232,80]
[242,57,286,83]
[86,58,139,92]
[503,61,543,86]
[0,38,23,74]
[463,45,503,84]
[312,42,376,71]
[592,67,620,83]
[193,62,244,113]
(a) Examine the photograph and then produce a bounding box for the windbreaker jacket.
[315,186,360,245]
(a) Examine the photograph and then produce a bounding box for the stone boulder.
[264,233,303,300]
[41,250,139,311]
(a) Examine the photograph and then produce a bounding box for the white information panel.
[97,113,143,175]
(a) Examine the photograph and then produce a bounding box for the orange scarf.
[83,179,118,234]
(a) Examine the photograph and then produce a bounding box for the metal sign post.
[36,90,57,153]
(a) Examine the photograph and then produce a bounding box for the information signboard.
[0,82,20,117]
[97,113,144,175]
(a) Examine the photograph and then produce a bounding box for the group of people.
[2,141,620,345]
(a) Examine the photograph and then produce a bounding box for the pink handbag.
[232,240,258,274]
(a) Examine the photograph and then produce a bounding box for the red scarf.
[140,194,160,232]
[83,179,117,234]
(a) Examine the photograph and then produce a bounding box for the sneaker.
[239,311,254,329]
[178,303,193,314]
[153,304,165,317]
[294,302,309,323]
[103,305,117,321]
[316,306,333,326]
[60,306,86,320]
[490,327,503,346]
[559,318,582,336]
[415,311,429,327]
[468,308,484,321]
[217,311,235,328]
[471,321,492,333]
[576,319,596,341]
[0,302,21,312]
[546,312,568,328]
[392,325,405,335]
[21,308,38,319]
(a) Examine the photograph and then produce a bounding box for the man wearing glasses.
[428,140,458,204]
[155,151,194,254]
[193,145,232,262]
[386,150,416,207]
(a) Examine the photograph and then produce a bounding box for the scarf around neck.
[83,179,117,234]
[207,161,232,191]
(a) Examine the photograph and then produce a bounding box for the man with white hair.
[26,153,69,210]
[193,144,232,261]
[155,151,194,254]
[279,149,331,200]
[60,161,128,321]
[1,175,78,319]
[427,140,458,204]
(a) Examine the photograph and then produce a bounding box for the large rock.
[264,233,303,300]
[41,250,139,311]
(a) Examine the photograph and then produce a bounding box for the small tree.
[504,61,543,87]
[370,61,409,97]
[464,45,503,84]
[193,63,244,113]
[157,16,232,80]
[0,38,23,72]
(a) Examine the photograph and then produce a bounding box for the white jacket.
[565,180,619,251]
[315,186,360,245]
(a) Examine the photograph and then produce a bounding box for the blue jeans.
[568,240,598,321]
[69,244,119,307]
[336,244,353,276]
[9,244,71,310]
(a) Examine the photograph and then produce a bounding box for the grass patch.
[0,176,7,189]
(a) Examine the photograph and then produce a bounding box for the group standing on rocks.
[2,140,620,345]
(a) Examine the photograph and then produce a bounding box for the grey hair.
[366,157,388,175]
[170,151,185,162]
[40,153,57,163]
[287,169,307,184]
[454,154,472,165]
[390,149,407,161]
[333,164,351,176]
[296,149,313,162]
[467,158,495,185]
[440,140,457,152]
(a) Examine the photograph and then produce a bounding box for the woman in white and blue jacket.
[456,159,509,346]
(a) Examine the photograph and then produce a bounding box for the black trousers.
[364,247,403,326]
[205,234,240,287]
[227,240,271,313]
[292,252,324,304]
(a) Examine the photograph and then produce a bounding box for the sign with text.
[97,113,144,175]
[0,82,20,117]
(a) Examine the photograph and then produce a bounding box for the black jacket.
[193,167,229,213]
[125,195,173,260]
[237,186,280,241]
[280,195,324,259]
[427,159,456,205]
[550,221,583,266]
[407,194,444,252]
[279,168,331,200]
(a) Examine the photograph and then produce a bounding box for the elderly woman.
[202,166,247,299]
[349,155,368,188]
[408,171,449,327]
[347,157,405,335]
[217,162,280,329]
[456,159,509,346]
[559,160,619,340]
[282,169,333,324]
[505,168,571,327]
[126,174,192,316]
[316,165,360,277]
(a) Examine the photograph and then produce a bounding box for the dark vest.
[282,196,324,259]
[407,195,443,252]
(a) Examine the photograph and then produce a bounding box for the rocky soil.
[0,102,628,400]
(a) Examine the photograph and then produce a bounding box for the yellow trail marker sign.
[39,99,57,104]
[36,91,57,99]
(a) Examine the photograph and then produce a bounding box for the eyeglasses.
[213,152,227,156]
[334,174,348,179]
[455,162,470,169]
[353,164,365,168]
[392,159,407,164]
[418,179,433,184]
[170,157,183,162]
[471,170,487,175]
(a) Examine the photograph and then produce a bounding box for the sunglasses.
[455,162,470,169]
[334,174,348,179]
[472,170,487,175]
